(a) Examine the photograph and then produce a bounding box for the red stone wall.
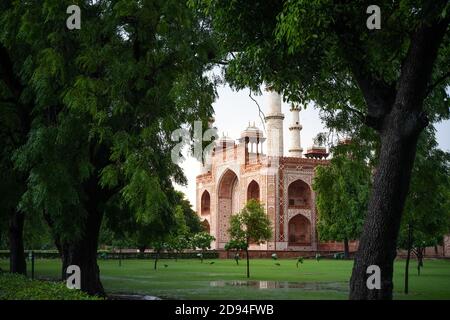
[318,241,359,252]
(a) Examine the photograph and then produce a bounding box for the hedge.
[0,273,102,300]
[0,250,219,260]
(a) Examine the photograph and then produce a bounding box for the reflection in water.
[209,280,347,292]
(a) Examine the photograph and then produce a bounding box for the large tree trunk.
[350,109,421,299]
[416,247,424,276]
[60,204,104,296]
[349,15,448,300]
[154,248,160,270]
[404,224,413,294]
[9,210,26,275]
[343,237,350,260]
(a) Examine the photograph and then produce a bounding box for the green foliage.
[0,0,218,264]
[175,192,203,234]
[313,141,372,243]
[197,0,449,123]
[192,232,215,251]
[296,257,304,268]
[0,273,102,300]
[224,239,247,251]
[191,232,215,263]
[399,129,450,250]
[228,199,272,248]
[228,200,272,277]
[166,234,191,257]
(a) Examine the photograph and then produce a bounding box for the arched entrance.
[288,179,311,208]
[288,214,311,245]
[201,191,210,216]
[217,169,239,243]
[201,219,210,234]
[247,180,260,201]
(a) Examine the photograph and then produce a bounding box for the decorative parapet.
[281,156,329,166]
[242,163,262,173]
[196,172,213,183]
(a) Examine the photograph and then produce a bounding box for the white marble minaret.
[200,117,216,173]
[288,104,303,157]
[264,87,284,157]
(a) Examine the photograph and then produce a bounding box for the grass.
[0,273,101,300]
[1,258,449,300]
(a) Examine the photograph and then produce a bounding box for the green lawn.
[1,258,449,299]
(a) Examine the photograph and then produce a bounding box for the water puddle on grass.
[209,280,347,292]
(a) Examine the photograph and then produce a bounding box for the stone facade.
[196,90,341,252]
[196,90,450,255]
[196,143,332,251]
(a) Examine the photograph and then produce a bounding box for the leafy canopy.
[313,141,372,242]
[0,0,218,243]
[228,199,272,247]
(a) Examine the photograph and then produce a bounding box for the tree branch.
[426,71,450,96]
[0,44,23,100]
[248,90,266,131]
[332,9,396,130]
[395,15,450,111]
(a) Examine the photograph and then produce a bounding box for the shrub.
[296,257,304,268]
[0,273,102,300]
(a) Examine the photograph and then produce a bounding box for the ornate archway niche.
[217,169,239,243]
[287,179,311,209]
[247,180,260,201]
[200,190,210,216]
[288,214,311,245]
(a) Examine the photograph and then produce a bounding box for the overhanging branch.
[426,71,450,96]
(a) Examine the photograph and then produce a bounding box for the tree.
[191,232,215,263]
[227,199,272,278]
[165,193,203,261]
[167,234,191,262]
[0,30,29,274]
[313,141,372,259]
[1,0,217,295]
[166,202,191,262]
[398,129,450,294]
[196,0,450,299]
[174,191,202,234]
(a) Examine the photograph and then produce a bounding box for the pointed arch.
[287,179,311,208]
[288,214,311,245]
[247,180,260,201]
[200,190,210,216]
[217,169,239,243]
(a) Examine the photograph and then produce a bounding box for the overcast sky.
[175,83,450,211]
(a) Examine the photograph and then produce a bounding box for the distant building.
[195,89,450,257]
[196,88,352,253]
